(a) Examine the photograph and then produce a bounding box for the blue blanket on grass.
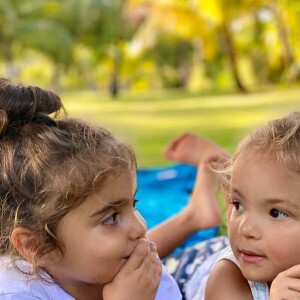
[136,163,218,252]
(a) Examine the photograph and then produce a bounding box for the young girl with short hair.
[159,114,300,300]
[204,112,300,299]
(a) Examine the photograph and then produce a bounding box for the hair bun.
[0,78,63,134]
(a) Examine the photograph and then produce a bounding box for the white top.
[0,257,182,300]
[216,246,269,300]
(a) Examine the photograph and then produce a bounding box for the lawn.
[62,86,300,167]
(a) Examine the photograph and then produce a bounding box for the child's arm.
[270,264,300,299]
[147,206,201,259]
[102,238,162,300]
[205,259,252,300]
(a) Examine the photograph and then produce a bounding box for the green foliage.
[127,0,300,92]
[1,0,300,93]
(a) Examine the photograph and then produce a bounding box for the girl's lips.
[240,249,266,263]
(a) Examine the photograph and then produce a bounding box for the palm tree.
[196,0,266,92]
[0,0,74,90]
[64,0,131,97]
[126,0,212,89]
[268,1,295,71]
[126,0,251,92]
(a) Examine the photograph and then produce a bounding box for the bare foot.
[163,132,229,166]
[183,162,222,231]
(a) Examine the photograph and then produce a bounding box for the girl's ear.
[11,227,38,261]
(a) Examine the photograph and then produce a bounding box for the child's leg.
[148,133,230,297]
[183,162,222,231]
[164,132,230,231]
[163,132,229,166]
[148,160,223,258]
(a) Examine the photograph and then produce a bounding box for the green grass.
[62,86,300,167]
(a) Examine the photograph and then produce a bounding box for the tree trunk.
[251,12,270,84]
[176,41,192,88]
[221,25,247,93]
[270,3,294,69]
[108,45,122,99]
[109,69,119,98]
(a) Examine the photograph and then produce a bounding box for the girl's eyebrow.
[90,188,138,218]
[231,188,243,197]
[90,199,128,218]
[231,189,300,209]
[264,198,300,209]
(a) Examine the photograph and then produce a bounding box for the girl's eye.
[101,212,119,226]
[231,200,244,212]
[270,208,288,219]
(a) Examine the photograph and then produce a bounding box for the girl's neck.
[58,280,104,300]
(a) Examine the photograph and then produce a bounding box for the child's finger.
[154,262,163,283]
[125,238,150,271]
[285,264,300,279]
[285,278,300,293]
[148,242,162,276]
[131,241,158,275]
[148,257,162,283]
[149,242,160,264]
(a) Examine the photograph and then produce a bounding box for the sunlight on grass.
[62,87,300,167]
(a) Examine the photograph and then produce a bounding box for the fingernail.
[150,241,156,249]
[156,254,160,261]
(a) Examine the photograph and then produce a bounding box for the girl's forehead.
[231,152,300,193]
[62,169,137,217]
[233,150,297,175]
[233,150,277,169]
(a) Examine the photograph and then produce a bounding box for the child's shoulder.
[206,257,251,299]
[0,257,73,300]
[205,247,252,300]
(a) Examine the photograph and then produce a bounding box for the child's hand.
[270,265,300,299]
[103,238,162,300]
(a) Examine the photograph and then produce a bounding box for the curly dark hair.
[0,78,136,278]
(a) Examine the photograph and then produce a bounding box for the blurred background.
[1,0,300,167]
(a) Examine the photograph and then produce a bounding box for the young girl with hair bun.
[0,78,227,300]
[0,78,178,300]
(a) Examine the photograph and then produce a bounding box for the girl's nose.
[128,211,147,240]
[238,213,261,239]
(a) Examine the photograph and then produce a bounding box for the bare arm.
[205,259,252,300]
[147,207,198,258]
